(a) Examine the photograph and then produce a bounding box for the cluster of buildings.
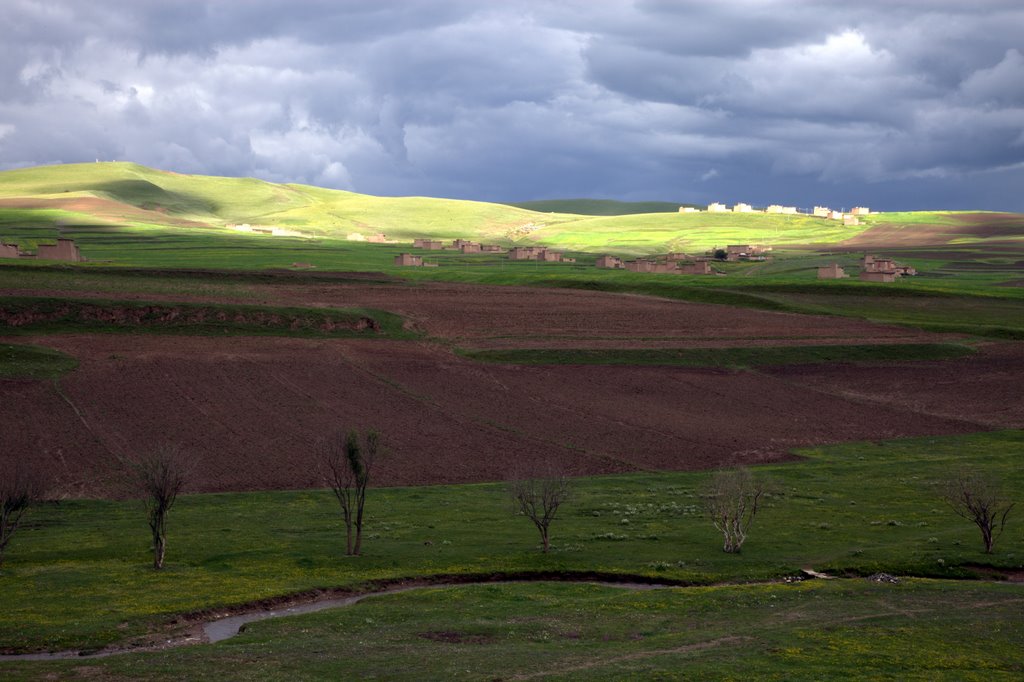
[818,254,918,283]
[0,238,84,262]
[715,244,771,262]
[508,246,574,262]
[596,252,718,275]
[685,203,871,226]
[396,238,577,266]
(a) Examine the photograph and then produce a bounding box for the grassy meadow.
[0,430,1021,657]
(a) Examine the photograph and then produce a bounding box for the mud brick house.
[595,255,623,269]
[859,254,905,282]
[459,242,482,254]
[862,254,914,276]
[678,206,699,213]
[707,202,728,212]
[665,252,688,261]
[851,206,871,215]
[0,242,22,258]
[509,246,543,261]
[766,205,797,214]
[678,260,714,275]
[732,203,753,213]
[394,253,424,266]
[895,263,918,276]
[817,263,849,279]
[366,233,389,243]
[36,238,83,262]
[480,244,505,252]
[538,249,562,262]
[843,215,860,226]
[828,210,845,220]
[860,269,898,283]
[813,206,831,217]
[413,239,444,249]
[721,244,770,262]
[625,259,656,273]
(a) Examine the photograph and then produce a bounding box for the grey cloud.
[0,1,1022,210]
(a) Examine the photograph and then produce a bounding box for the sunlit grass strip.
[0,343,78,379]
[461,344,975,367]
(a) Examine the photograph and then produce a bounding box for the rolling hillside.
[505,198,690,215]
[0,162,1021,259]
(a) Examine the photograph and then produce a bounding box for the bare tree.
[702,468,769,553]
[508,464,571,553]
[127,444,193,570]
[941,469,1014,554]
[0,461,47,568]
[316,430,378,556]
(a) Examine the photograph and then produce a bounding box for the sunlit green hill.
[0,162,1020,258]
[505,198,689,215]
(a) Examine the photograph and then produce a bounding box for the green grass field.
[2,580,1021,680]
[0,430,1020,659]
[0,343,78,379]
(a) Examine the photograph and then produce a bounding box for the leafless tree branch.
[941,469,1014,554]
[508,463,571,553]
[702,468,769,553]
[125,444,193,570]
[316,430,378,556]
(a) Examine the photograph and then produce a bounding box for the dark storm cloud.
[0,1,1022,210]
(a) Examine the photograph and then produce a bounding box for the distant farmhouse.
[707,202,728,213]
[859,254,917,282]
[394,253,438,267]
[508,246,562,262]
[606,252,717,276]
[413,238,444,249]
[817,263,849,279]
[595,255,624,269]
[721,244,770,262]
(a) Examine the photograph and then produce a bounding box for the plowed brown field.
[3,281,1020,497]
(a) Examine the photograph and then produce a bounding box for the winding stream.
[0,579,673,662]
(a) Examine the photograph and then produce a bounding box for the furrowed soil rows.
[2,280,1019,496]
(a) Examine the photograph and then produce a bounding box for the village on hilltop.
[689,202,871,226]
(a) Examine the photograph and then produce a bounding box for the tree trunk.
[153,532,166,570]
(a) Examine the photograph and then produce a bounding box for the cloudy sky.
[2,1,1023,210]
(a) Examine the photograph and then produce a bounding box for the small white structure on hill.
[707,202,728,213]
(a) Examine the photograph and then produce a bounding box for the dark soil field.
[3,281,1020,497]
